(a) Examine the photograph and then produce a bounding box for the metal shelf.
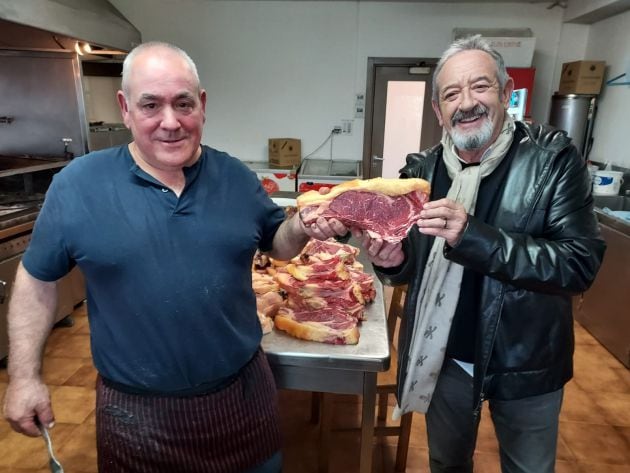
[0,156,70,178]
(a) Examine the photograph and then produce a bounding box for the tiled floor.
[1,301,629,473]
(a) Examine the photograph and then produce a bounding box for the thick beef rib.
[298,177,430,243]
[274,307,360,345]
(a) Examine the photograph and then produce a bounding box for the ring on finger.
[443,218,448,229]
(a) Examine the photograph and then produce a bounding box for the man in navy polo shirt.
[4,42,346,473]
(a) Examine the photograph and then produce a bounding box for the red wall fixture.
[507,67,536,117]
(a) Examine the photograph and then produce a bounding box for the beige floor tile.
[45,333,92,359]
[593,391,630,426]
[0,415,14,442]
[48,385,96,425]
[63,362,98,389]
[84,409,97,426]
[573,321,601,347]
[560,421,630,465]
[472,451,502,473]
[555,459,580,473]
[378,407,425,450]
[56,422,97,473]
[573,348,630,394]
[555,431,577,463]
[394,445,429,471]
[577,462,630,473]
[2,468,50,473]
[406,412,427,449]
[41,356,87,386]
[0,430,48,469]
[59,305,89,335]
[560,380,609,423]
[0,423,78,469]
[475,409,500,455]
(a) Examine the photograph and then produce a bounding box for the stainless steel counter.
[261,238,390,473]
[574,196,630,368]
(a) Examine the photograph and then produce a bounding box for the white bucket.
[592,170,624,196]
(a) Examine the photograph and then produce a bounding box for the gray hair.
[432,34,509,102]
[121,41,200,99]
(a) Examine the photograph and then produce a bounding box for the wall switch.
[341,119,353,135]
[355,93,365,118]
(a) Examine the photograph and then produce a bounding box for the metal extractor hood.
[0,0,140,52]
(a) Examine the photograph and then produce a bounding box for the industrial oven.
[0,48,89,363]
[0,157,86,363]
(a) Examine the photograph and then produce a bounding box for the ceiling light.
[82,43,92,53]
[74,41,83,56]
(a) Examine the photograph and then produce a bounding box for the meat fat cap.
[296,177,430,208]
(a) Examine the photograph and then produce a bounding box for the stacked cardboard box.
[559,61,606,95]
[268,138,301,168]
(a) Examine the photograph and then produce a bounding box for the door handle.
[372,155,384,161]
[0,280,6,304]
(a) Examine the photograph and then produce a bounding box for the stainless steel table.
[261,243,390,473]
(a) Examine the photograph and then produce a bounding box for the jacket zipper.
[474,285,506,417]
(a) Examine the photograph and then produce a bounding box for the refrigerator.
[297,159,362,193]
[244,161,297,194]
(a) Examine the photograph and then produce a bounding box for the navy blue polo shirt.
[23,145,285,393]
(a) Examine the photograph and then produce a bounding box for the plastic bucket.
[592,170,624,196]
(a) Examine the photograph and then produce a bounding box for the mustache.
[451,105,488,127]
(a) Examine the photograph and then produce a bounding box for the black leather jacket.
[376,122,606,412]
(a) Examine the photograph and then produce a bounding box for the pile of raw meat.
[252,238,375,345]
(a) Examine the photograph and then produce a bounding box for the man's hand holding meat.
[350,228,405,268]
[299,214,349,241]
[350,197,468,268]
[267,211,349,261]
[416,198,468,248]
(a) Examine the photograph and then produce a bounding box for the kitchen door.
[362,59,441,179]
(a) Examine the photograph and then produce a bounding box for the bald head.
[121,42,201,100]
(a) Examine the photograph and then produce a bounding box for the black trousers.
[426,358,564,473]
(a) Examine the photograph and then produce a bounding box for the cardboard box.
[268,138,301,168]
[559,61,606,95]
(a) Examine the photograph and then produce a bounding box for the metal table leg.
[318,392,334,473]
[359,372,377,473]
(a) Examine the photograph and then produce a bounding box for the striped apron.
[95,349,281,473]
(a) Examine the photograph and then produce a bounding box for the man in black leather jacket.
[353,36,605,473]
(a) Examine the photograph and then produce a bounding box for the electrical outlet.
[332,126,342,134]
[341,119,353,135]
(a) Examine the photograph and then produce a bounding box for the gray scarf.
[393,114,515,417]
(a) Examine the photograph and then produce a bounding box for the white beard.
[449,115,494,151]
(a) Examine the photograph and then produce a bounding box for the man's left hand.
[299,215,348,241]
[416,198,468,247]
[297,186,349,241]
[351,229,405,268]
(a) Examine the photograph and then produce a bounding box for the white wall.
[549,23,590,100]
[109,0,569,163]
[584,9,630,167]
